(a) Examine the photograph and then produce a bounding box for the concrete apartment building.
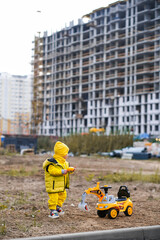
[31,0,160,137]
[0,73,31,135]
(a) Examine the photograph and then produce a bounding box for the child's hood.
[43,158,58,170]
[54,141,69,157]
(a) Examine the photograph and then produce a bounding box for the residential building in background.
[31,0,160,137]
[0,73,31,135]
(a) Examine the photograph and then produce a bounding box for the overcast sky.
[0,0,115,76]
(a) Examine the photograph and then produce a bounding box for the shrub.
[37,134,133,154]
[37,136,56,151]
[60,133,133,155]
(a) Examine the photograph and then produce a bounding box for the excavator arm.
[85,182,105,201]
[78,182,105,211]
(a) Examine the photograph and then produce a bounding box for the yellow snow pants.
[48,190,67,210]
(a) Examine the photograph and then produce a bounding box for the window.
[156,93,159,99]
[145,95,147,102]
[155,103,159,109]
[144,115,147,123]
[144,105,147,112]
[155,114,159,120]
[128,18,131,26]
[133,17,135,24]
[155,125,159,131]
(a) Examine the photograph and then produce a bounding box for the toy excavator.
[78,182,133,219]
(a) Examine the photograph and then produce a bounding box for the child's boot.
[49,210,59,218]
[56,206,64,215]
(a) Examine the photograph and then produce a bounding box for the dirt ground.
[0,154,160,239]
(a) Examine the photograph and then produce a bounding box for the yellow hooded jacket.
[43,158,69,193]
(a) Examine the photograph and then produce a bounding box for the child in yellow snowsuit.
[43,141,75,218]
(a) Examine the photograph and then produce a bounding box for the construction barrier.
[12,225,160,240]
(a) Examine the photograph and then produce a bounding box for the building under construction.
[31,0,160,137]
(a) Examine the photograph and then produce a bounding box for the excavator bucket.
[78,202,89,212]
[78,192,90,212]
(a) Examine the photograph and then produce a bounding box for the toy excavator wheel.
[97,210,107,218]
[124,206,133,216]
[108,208,118,219]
